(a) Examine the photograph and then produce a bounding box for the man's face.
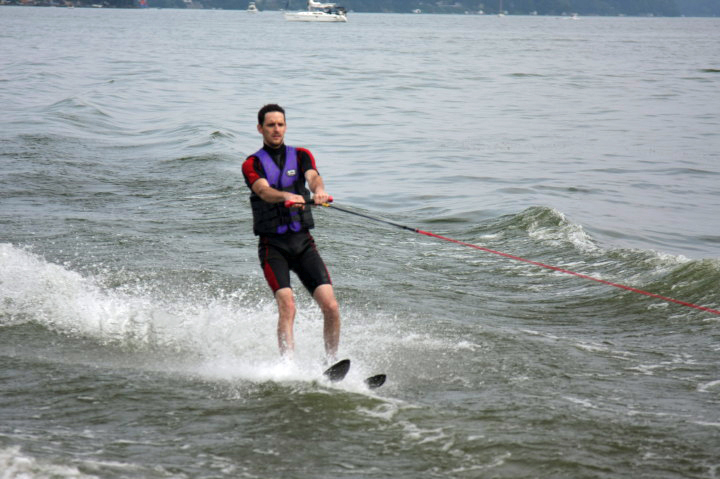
[258,111,286,148]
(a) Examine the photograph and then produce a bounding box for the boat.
[247,1,258,12]
[284,0,348,22]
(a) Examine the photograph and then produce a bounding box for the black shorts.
[258,232,332,295]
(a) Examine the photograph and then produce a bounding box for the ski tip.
[364,374,386,389]
[323,358,351,382]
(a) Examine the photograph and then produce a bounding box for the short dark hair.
[258,104,285,126]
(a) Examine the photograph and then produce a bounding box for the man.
[242,104,340,362]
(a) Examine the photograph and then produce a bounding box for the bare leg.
[313,284,340,361]
[275,287,296,358]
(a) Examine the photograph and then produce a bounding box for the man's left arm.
[306,170,331,204]
[298,148,331,204]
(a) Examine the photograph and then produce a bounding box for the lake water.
[1,7,720,479]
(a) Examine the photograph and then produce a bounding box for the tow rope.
[285,199,720,316]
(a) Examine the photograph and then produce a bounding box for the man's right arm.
[251,178,306,205]
[242,156,306,205]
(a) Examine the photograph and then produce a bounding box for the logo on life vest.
[286,169,297,177]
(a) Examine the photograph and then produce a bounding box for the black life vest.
[249,146,314,235]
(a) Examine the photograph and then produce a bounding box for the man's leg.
[313,284,340,361]
[275,287,296,358]
[259,237,295,358]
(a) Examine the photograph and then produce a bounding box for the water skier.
[242,104,340,362]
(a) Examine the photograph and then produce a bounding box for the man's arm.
[251,178,306,205]
[243,155,306,205]
[306,170,331,204]
[297,148,330,204]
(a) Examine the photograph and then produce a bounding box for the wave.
[321,203,720,320]
[36,96,246,160]
[484,206,602,253]
[468,207,720,316]
[0,446,98,479]
[43,97,118,138]
[0,244,392,387]
[0,243,272,357]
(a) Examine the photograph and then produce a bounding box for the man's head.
[257,104,287,148]
[257,104,285,126]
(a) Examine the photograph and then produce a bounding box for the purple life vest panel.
[254,146,302,234]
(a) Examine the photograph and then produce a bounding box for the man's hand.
[312,189,331,205]
[285,193,306,207]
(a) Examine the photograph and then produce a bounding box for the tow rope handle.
[284,196,334,208]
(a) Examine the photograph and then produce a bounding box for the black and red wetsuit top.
[242,144,318,236]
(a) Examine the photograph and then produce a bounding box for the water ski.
[323,358,351,382]
[364,374,386,389]
[323,359,387,389]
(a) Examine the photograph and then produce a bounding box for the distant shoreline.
[2,1,719,17]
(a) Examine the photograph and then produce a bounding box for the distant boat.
[284,0,348,22]
[247,1,258,12]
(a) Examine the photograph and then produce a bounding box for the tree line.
[13,0,717,15]
[147,0,720,15]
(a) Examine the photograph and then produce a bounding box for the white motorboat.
[284,0,348,22]
[247,1,258,12]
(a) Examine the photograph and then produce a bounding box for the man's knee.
[322,298,339,317]
[275,288,296,316]
[314,285,339,316]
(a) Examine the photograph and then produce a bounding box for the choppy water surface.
[1,7,720,478]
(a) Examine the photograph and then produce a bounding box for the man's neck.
[263,143,284,152]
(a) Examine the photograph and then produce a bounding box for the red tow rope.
[284,199,720,316]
